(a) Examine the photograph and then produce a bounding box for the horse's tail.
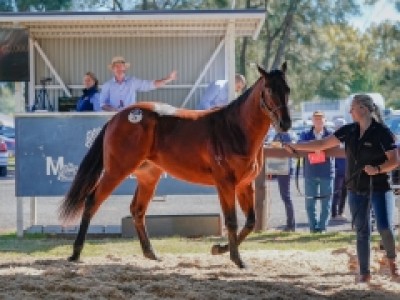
[59,123,108,222]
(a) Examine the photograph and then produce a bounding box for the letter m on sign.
[46,157,64,175]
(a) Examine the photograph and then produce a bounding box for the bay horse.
[60,63,291,268]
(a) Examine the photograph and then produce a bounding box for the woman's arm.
[284,134,340,153]
[364,148,399,175]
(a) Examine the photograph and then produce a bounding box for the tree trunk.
[271,0,299,69]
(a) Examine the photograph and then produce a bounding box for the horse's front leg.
[236,183,256,243]
[211,184,244,268]
[211,184,255,256]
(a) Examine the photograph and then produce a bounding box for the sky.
[350,0,400,30]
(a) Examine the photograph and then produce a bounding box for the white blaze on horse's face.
[153,103,178,116]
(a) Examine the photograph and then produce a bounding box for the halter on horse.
[60,62,291,268]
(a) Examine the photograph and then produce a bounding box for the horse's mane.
[206,79,260,158]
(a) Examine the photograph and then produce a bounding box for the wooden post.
[254,161,266,231]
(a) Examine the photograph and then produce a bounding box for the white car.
[0,137,8,176]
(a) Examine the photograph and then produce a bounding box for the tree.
[15,0,72,11]
[0,0,13,11]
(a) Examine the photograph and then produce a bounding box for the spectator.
[76,72,101,112]
[284,94,399,283]
[100,56,177,111]
[196,74,246,110]
[272,130,297,232]
[331,118,347,220]
[298,111,335,233]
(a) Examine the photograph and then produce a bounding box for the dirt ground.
[0,247,400,299]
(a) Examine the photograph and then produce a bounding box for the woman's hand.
[364,165,380,176]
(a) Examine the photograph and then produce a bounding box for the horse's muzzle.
[279,119,292,132]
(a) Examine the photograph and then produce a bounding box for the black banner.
[0,29,29,82]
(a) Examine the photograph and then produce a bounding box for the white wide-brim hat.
[108,56,131,70]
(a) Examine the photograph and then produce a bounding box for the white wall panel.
[33,36,226,110]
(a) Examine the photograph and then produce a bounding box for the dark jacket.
[76,86,98,112]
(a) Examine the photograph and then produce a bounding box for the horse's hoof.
[67,255,80,262]
[144,251,158,261]
[233,259,246,269]
[211,244,229,255]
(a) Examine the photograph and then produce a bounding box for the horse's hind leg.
[69,172,126,261]
[130,164,163,260]
[212,183,255,256]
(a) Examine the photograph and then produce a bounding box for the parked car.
[0,137,8,176]
[385,115,400,142]
[0,123,15,157]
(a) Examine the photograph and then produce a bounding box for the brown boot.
[388,259,400,278]
[358,274,371,283]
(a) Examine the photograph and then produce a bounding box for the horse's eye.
[265,88,272,96]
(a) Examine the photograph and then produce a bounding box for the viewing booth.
[0,10,266,237]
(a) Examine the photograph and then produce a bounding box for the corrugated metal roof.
[0,10,265,39]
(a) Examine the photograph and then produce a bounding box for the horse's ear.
[281,61,287,74]
[257,64,268,77]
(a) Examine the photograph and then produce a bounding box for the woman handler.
[285,94,399,283]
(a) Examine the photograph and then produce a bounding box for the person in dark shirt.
[76,72,101,112]
[284,94,399,283]
[272,130,297,231]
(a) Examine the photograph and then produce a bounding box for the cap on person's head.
[312,111,325,118]
[334,118,346,128]
[108,56,130,70]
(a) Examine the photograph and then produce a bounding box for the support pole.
[30,197,37,226]
[254,161,266,231]
[225,20,236,101]
[16,197,24,237]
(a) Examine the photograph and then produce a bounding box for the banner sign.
[0,29,29,82]
[15,113,216,197]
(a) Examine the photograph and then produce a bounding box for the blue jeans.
[277,174,295,229]
[332,174,347,217]
[348,190,397,275]
[304,177,333,231]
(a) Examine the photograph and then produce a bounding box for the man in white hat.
[100,56,177,111]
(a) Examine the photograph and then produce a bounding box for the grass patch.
[0,231,383,259]
[7,155,14,171]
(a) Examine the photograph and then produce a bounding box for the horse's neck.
[239,86,271,145]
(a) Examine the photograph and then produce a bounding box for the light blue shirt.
[197,80,229,110]
[99,76,156,110]
[91,92,101,111]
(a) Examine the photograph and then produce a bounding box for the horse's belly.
[156,159,215,186]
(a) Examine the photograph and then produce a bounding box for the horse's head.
[257,62,291,132]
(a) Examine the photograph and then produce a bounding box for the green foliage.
[0,85,16,114]
[0,0,13,11]
[15,0,72,11]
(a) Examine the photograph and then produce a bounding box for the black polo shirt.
[334,119,396,193]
